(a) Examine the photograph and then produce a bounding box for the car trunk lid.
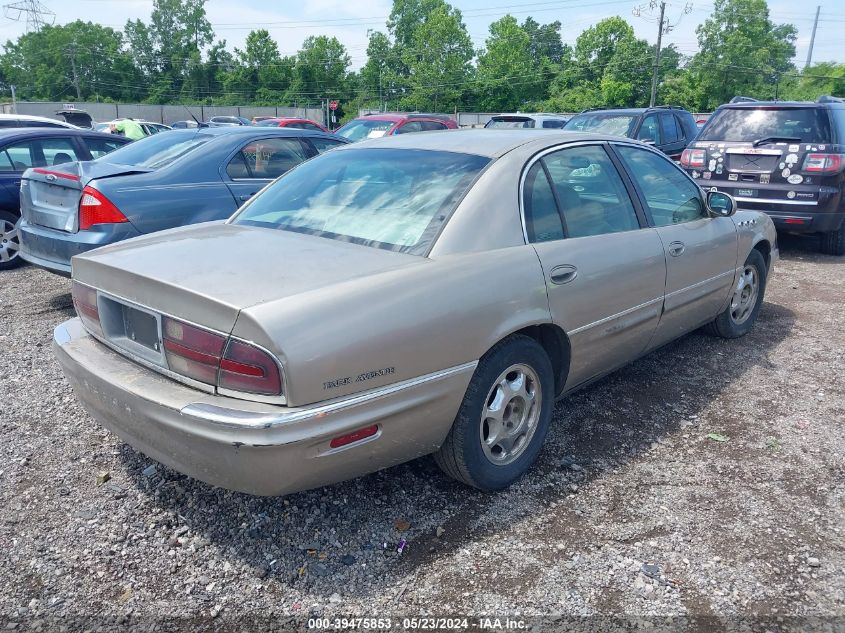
[71,222,424,334]
[21,162,152,233]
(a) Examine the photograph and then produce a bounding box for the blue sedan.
[19,127,348,276]
[0,128,129,270]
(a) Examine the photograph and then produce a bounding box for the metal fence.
[0,101,325,125]
[359,110,712,127]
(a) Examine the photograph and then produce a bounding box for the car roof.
[337,129,633,158]
[0,113,76,126]
[720,100,836,109]
[169,127,343,141]
[492,113,567,119]
[0,128,121,140]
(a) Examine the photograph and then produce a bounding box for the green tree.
[0,21,141,101]
[780,62,845,101]
[475,16,538,111]
[125,0,213,101]
[222,30,293,103]
[398,3,473,111]
[288,36,350,105]
[686,0,796,109]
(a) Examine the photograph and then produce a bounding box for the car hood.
[71,222,424,333]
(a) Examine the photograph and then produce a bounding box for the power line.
[2,0,54,32]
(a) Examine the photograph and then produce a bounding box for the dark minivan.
[681,96,845,255]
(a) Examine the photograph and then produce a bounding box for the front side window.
[616,145,705,226]
[395,121,423,134]
[2,141,36,170]
[419,121,447,131]
[230,137,310,179]
[541,119,566,129]
[232,148,489,254]
[637,115,660,143]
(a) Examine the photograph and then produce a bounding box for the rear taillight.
[162,316,283,396]
[680,148,706,169]
[219,340,283,396]
[79,186,128,230]
[802,153,845,173]
[162,317,226,385]
[71,281,102,336]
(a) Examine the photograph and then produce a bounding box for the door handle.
[550,265,578,285]
[668,241,685,257]
[238,193,257,201]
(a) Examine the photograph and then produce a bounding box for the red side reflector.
[784,218,806,224]
[330,425,379,449]
[32,167,80,181]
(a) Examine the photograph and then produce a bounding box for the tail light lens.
[680,149,706,169]
[162,316,283,397]
[79,186,128,231]
[162,317,226,385]
[219,340,282,396]
[802,153,845,173]
[71,281,102,336]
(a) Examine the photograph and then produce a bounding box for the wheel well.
[753,239,771,270]
[512,324,571,396]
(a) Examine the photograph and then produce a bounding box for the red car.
[335,113,458,142]
[255,118,328,133]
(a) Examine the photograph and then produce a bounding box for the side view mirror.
[706,190,737,217]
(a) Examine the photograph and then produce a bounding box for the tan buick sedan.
[54,130,777,495]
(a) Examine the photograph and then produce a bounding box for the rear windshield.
[335,119,395,142]
[95,132,209,169]
[698,107,832,143]
[564,113,637,137]
[486,118,535,129]
[231,148,490,254]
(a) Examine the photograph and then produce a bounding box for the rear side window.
[541,119,566,129]
[830,108,845,144]
[523,162,563,243]
[395,121,423,134]
[39,138,80,166]
[699,107,832,143]
[419,121,447,131]
[84,137,125,158]
[309,137,345,154]
[660,113,680,143]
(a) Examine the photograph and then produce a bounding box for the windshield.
[486,118,534,129]
[231,148,490,254]
[335,119,396,142]
[95,131,209,169]
[698,107,831,143]
[564,113,637,137]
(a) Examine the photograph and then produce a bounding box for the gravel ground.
[1,234,844,630]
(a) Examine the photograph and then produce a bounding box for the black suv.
[563,105,698,161]
[681,96,845,255]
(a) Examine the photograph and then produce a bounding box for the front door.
[522,143,667,388]
[614,143,738,350]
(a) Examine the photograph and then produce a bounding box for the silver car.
[53,130,778,496]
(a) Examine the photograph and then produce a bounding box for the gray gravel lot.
[1,234,844,630]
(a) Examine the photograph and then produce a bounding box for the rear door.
[659,112,684,160]
[0,139,37,203]
[223,137,314,204]
[614,143,738,348]
[523,142,666,388]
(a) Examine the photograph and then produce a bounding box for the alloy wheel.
[730,264,759,325]
[479,363,542,466]
[0,217,20,264]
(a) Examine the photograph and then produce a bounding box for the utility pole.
[805,6,821,68]
[66,44,82,99]
[649,1,666,108]
[10,84,16,113]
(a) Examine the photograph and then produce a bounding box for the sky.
[0,0,841,71]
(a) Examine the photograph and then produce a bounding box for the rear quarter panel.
[232,246,551,406]
[98,148,239,234]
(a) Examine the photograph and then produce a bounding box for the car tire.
[820,226,845,256]
[434,334,554,491]
[705,249,767,339]
[0,210,23,271]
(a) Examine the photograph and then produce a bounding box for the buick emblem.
[46,173,56,182]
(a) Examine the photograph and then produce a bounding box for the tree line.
[0,0,842,121]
